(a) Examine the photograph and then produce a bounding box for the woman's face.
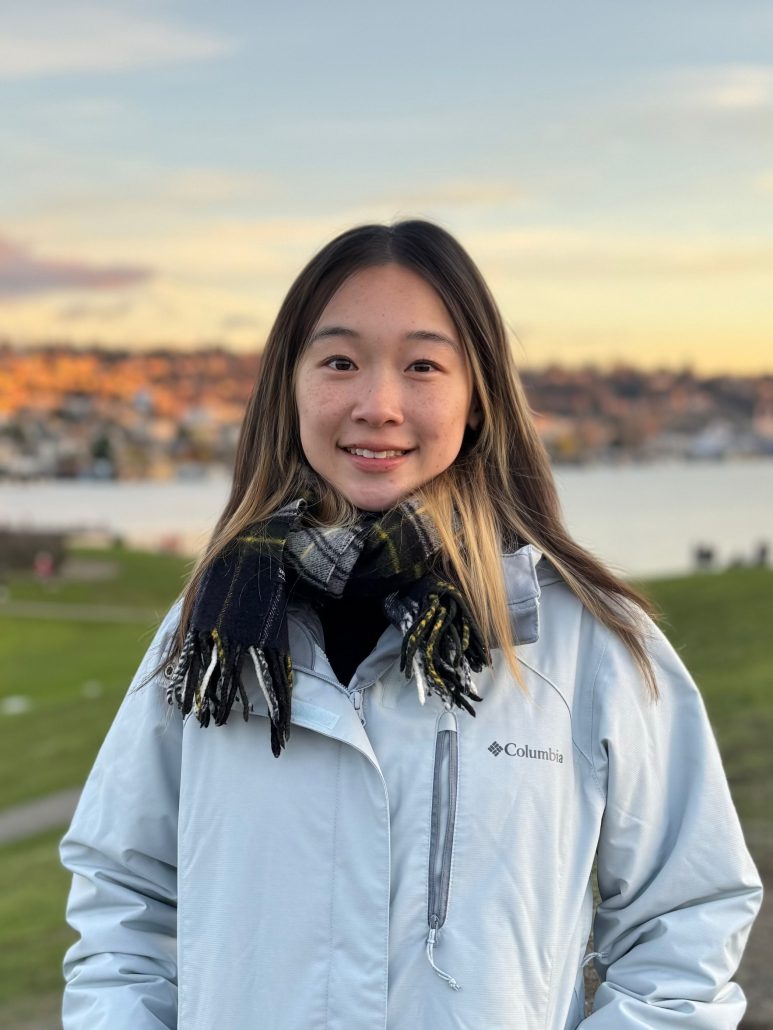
[295,263,478,511]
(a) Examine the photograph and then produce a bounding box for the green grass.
[0,616,169,810]
[0,549,188,811]
[4,547,190,609]
[640,567,773,824]
[0,829,75,1012]
[0,624,154,809]
[0,551,771,1023]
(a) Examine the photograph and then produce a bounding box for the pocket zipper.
[425,706,461,990]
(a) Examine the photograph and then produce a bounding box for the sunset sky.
[1,1,771,372]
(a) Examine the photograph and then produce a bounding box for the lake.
[2,459,771,578]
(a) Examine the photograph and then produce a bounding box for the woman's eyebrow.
[310,325,359,342]
[310,326,460,350]
[405,329,461,351]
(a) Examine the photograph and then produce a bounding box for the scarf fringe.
[167,629,293,757]
[396,580,489,715]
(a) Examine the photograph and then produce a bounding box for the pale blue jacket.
[60,547,762,1029]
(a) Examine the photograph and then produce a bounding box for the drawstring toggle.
[425,925,462,990]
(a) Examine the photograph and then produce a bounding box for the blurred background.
[0,2,771,1027]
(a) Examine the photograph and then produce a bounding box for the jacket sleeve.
[579,620,762,1029]
[60,604,183,1030]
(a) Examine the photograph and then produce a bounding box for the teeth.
[347,447,406,459]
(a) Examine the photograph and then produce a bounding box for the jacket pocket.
[425,707,462,990]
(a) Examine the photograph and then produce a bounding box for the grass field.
[0,549,771,1026]
[0,550,189,810]
[642,568,773,825]
[0,829,75,1008]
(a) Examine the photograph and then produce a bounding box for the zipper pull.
[351,688,366,727]
[437,708,457,733]
[425,924,462,991]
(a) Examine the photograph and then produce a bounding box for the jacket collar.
[503,544,543,645]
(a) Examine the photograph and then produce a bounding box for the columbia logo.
[488,740,565,764]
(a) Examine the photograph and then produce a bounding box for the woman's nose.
[350,372,404,426]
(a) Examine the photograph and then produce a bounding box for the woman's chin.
[348,494,403,513]
[340,484,413,512]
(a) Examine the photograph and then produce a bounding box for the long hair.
[167,220,657,693]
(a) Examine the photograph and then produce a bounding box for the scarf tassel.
[248,646,294,757]
[168,630,293,757]
[399,583,489,714]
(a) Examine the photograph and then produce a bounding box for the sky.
[1,0,771,372]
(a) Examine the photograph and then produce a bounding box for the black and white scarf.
[166,497,489,756]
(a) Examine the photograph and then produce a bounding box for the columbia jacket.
[60,546,762,1029]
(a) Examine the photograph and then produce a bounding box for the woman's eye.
[325,356,355,372]
[409,360,437,373]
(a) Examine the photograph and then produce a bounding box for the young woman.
[60,220,761,1029]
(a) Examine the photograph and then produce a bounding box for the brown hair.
[168,220,657,692]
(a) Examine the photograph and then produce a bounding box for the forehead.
[316,264,457,332]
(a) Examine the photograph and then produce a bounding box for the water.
[2,460,771,578]
[552,460,771,577]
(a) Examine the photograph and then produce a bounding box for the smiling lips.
[345,446,409,459]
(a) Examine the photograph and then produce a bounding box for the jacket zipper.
[426,705,461,990]
[350,687,366,727]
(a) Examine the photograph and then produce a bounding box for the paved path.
[0,789,81,845]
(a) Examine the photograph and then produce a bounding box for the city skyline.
[1,1,772,372]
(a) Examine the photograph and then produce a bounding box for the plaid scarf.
[167,497,489,756]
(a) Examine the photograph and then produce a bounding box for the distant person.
[60,221,761,1029]
[33,548,55,581]
[693,542,716,570]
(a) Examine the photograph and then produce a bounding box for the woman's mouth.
[344,447,408,459]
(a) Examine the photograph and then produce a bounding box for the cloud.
[156,169,278,205]
[1,166,285,235]
[58,299,134,322]
[653,64,773,112]
[753,172,773,195]
[220,314,262,332]
[0,5,236,79]
[60,215,347,281]
[463,226,773,279]
[0,234,152,298]
[371,178,530,211]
